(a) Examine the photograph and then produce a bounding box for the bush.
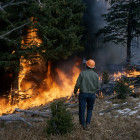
[114,78,131,99]
[44,100,74,136]
[102,71,109,84]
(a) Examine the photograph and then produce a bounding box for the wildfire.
[125,69,140,78]
[0,17,81,116]
[112,71,122,81]
[0,61,80,116]
[112,69,140,81]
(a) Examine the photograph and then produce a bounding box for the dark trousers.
[79,93,96,128]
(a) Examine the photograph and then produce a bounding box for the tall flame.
[0,17,81,116]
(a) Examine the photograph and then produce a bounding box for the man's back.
[74,69,100,94]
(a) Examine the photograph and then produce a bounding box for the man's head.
[86,59,95,69]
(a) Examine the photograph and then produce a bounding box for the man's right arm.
[74,73,82,94]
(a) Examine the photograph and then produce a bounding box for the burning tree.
[97,0,140,64]
[0,0,85,94]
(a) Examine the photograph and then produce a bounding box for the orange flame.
[125,69,140,77]
[112,71,122,81]
[0,61,80,115]
[0,17,81,116]
[112,69,140,81]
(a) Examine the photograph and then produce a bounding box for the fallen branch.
[1,113,24,118]
[105,94,118,100]
[67,103,78,108]
[0,117,44,126]
[15,108,51,118]
[0,117,32,126]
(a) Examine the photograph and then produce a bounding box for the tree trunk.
[11,72,19,105]
[126,4,133,65]
[126,30,131,65]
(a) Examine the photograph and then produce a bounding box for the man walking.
[74,59,100,129]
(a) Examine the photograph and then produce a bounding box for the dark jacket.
[74,69,100,94]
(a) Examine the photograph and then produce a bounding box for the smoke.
[82,0,127,73]
[82,0,108,54]
[131,37,140,65]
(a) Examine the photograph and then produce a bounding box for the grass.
[0,97,140,140]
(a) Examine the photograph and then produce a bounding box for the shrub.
[114,78,131,99]
[44,100,74,136]
[102,71,109,84]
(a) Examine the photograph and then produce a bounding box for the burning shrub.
[114,78,131,99]
[44,100,74,136]
[102,71,110,84]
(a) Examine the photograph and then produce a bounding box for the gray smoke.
[83,0,127,73]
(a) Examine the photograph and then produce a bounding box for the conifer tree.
[0,0,85,92]
[97,0,140,64]
[0,0,84,70]
[44,100,74,135]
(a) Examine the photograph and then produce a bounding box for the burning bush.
[114,78,132,99]
[44,100,74,136]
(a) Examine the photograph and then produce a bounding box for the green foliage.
[114,78,131,99]
[102,71,109,84]
[97,0,140,63]
[36,0,85,60]
[44,100,74,135]
[0,0,85,72]
[97,0,140,45]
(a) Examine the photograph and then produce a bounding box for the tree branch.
[37,0,45,7]
[38,0,41,5]
[0,22,30,39]
[0,36,14,42]
[2,1,28,9]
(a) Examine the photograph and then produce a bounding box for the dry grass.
[0,97,140,140]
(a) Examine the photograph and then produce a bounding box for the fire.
[112,69,140,81]
[112,71,122,81]
[0,61,80,115]
[21,17,42,48]
[0,17,81,116]
[125,69,140,77]
[111,68,140,93]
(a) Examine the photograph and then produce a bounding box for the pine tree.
[0,0,85,93]
[114,78,131,99]
[0,0,85,70]
[102,71,109,84]
[44,100,74,135]
[97,0,140,64]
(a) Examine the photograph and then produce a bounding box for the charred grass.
[0,97,140,140]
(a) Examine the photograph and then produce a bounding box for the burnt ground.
[0,96,140,140]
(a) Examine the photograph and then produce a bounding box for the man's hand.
[72,92,77,99]
[74,93,78,99]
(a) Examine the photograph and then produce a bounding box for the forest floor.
[0,96,140,140]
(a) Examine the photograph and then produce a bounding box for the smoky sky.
[81,0,127,72]
[82,0,108,58]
